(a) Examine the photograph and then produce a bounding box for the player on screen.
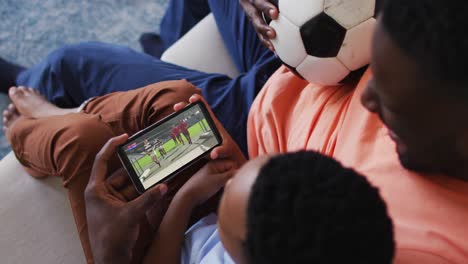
[172,125,184,145]
[144,139,161,168]
[155,138,167,158]
[179,119,192,144]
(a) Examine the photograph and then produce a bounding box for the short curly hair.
[382,0,468,99]
[244,151,395,264]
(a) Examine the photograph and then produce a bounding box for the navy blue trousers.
[15,0,281,155]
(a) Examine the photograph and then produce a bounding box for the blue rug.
[0,0,168,159]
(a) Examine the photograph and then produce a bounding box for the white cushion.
[161,14,240,79]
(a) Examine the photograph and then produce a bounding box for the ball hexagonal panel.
[324,0,375,29]
[296,56,350,85]
[300,12,346,58]
[337,17,376,70]
[270,14,307,67]
[278,0,324,26]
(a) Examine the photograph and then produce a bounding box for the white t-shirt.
[181,214,234,264]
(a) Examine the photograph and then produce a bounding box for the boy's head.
[361,0,468,177]
[217,151,395,264]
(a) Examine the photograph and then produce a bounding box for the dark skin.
[84,134,168,264]
[361,17,468,180]
[86,95,246,264]
[239,0,278,51]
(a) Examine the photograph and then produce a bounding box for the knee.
[45,42,108,69]
[150,80,200,103]
[53,115,114,178]
[141,80,201,123]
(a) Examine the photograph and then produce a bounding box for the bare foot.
[8,86,77,118]
[3,103,20,144]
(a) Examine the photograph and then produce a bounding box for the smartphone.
[118,101,223,193]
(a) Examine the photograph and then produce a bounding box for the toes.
[3,116,9,128]
[17,86,27,94]
[2,103,20,125]
[3,109,10,119]
[9,86,26,98]
[7,103,18,115]
[8,86,17,98]
[3,109,11,124]
[17,86,29,96]
[9,86,27,100]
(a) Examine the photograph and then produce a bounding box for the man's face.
[361,18,465,175]
[217,156,271,264]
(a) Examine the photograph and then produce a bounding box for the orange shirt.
[247,66,468,264]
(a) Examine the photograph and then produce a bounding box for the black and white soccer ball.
[264,0,381,85]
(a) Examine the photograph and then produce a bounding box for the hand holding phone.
[173,94,247,166]
[176,159,236,207]
[86,134,167,264]
[118,101,223,193]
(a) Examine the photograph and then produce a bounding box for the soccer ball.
[264,0,380,85]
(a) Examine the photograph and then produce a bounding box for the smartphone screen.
[118,102,222,192]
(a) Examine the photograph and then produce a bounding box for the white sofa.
[0,14,239,263]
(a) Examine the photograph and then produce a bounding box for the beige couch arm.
[0,13,237,264]
[0,153,85,263]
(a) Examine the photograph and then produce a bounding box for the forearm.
[143,193,195,264]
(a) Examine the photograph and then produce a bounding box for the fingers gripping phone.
[118,101,222,193]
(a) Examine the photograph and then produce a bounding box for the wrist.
[174,188,198,210]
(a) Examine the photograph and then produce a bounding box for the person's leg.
[0,58,25,93]
[207,0,280,74]
[152,155,161,167]
[140,0,211,58]
[159,0,210,50]
[184,132,192,144]
[157,0,278,74]
[5,80,200,264]
[177,134,184,145]
[16,40,279,154]
[8,113,116,264]
[16,42,213,108]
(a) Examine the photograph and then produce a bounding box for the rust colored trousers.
[9,80,201,263]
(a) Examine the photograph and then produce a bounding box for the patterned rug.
[0,0,168,159]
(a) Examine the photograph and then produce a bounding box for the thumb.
[212,169,236,189]
[127,184,168,217]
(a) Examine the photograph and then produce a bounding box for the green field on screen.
[130,119,211,171]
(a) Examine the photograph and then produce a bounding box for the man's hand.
[240,0,279,51]
[177,159,236,208]
[173,94,247,167]
[85,134,168,264]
